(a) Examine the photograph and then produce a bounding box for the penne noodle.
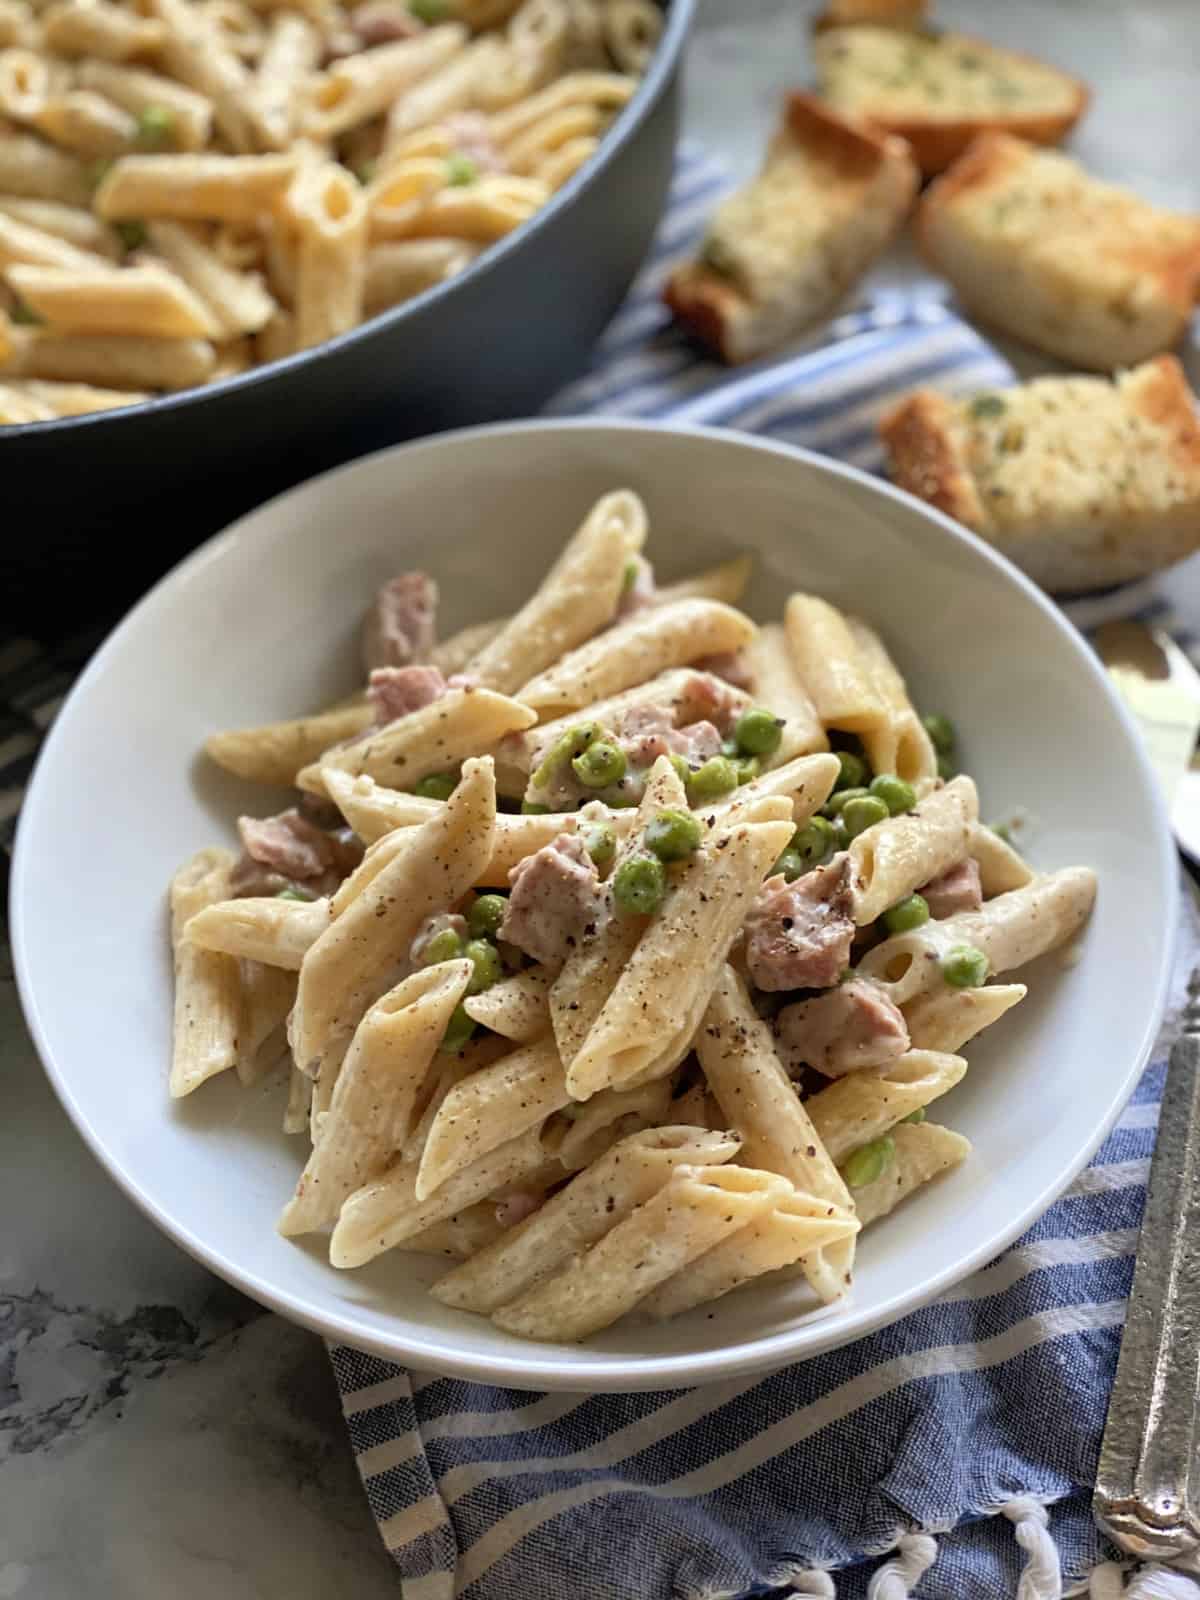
[0,48,63,122]
[462,964,552,1042]
[145,220,276,337]
[696,963,855,1303]
[185,892,331,970]
[0,380,54,421]
[784,592,886,735]
[279,959,472,1234]
[77,60,215,151]
[416,1033,565,1199]
[251,9,320,149]
[847,774,978,925]
[290,755,495,1076]
[382,33,504,147]
[254,302,292,363]
[487,67,630,143]
[711,751,840,830]
[491,1165,788,1341]
[149,0,269,152]
[903,982,1026,1055]
[461,487,647,695]
[968,821,1035,897]
[432,616,507,674]
[42,1,165,61]
[553,1074,675,1168]
[95,152,302,224]
[301,684,536,795]
[807,1050,967,1166]
[403,1203,508,1259]
[363,235,478,313]
[653,554,752,609]
[1,324,218,388]
[304,24,466,139]
[432,1123,739,1313]
[853,1122,971,1227]
[204,697,372,785]
[857,867,1098,1007]
[0,0,34,48]
[743,621,828,762]
[641,1190,860,1321]
[32,89,138,158]
[0,209,116,271]
[400,1032,511,1164]
[846,617,938,789]
[0,129,90,204]
[0,194,119,255]
[566,813,794,1099]
[286,160,367,349]
[330,1121,551,1267]
[502,100,599,175]
[235,958,297,1085]
[602,0,661,73]
[169,847,242,1097]
[284,1062,314,1135]
[8,261,221,337]
[519,597,759,716]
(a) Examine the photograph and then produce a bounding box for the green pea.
[581,819,617,869]
[686,755,738,803]
[438,1002,476,1054]
[833,816,850,851]
[822,785,868,818]
[10,299,41,325]
[115,219,146,252]
[612,854,666,916]
[531,722,601,789]
[773,848,805,883]
[882,893,929,935]
[354,160,376,185]
[870,773,916,816]
[521,799,550,814]
[276,885,316,902]
[645,808,701,862]
[903,1107,926,1125]
[841,794,889,839]
[942,943,989,988]
[136,104,175,146]
[733,754,759,785]
[835,750,867,791]
[408,0,449,18]
[923,713,956,755]
[793,815,836,868]
[572,739,626,789]
[468,893,506,939]
[464,937,502,994]
[937,753,956,782]
[414,771,456,801]
[423,925,466,965]
[841,1135,895,1189]
[734,707,784,757]
[445,153,477,186]
[621,558,640,592]
[668,754,693,789]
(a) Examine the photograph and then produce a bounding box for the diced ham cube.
[776,979,910,1077]
[667,718,722,769]
[409,911,469,967]
[744,855,855,992]
[362,572,438,674]
[232,809,362,898]
[500,832,604,967]
[919,857,983,921]
[368,664,448,724]
[444,111,505,173]
[615,701,722,773]
[350,0,423,45]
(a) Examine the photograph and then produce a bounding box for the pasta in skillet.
[170,486,1097,1343]
[0,0,662,423]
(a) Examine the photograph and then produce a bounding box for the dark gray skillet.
[2,0,693,632]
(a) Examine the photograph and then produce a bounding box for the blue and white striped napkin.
[4,145,1200,1600]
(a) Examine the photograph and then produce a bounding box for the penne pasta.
[0,381,54,421]
[304,24,466,139]
[710,751,841,829]
[784,592,886,735]
[652,554,753,609]
[431,617,507,676]
[284,1062,314,1134]
[279,959,472,1235]
[363,234,477,313]
[853,1122,971,1227]
[519,597,759,715]
[185,892,331,970]
[32,89,138,158]
[602,0,661,73]
[95,152,302,224]
[235,958,296,1086]
[145,219,275,336]
[286,160,367,349]
[491,1165,789,1341]
[0,194,119,255]
[846,616,938,789]
[205,697,372,786]
[1,324,218,388]
[77,59,214,150]
[807,1050,967,1165]
[0,208,115,271]
[8,261,221,337]
[251,10,319,149]
[903,982,1026,1054]
[462,964,552,1042]
[743,622,828,761]
[847,774,978,925]
[0,128,90,204]
[432,1123,739,1313]
[968,821,1036,897]
[467,488,647,694]
[399,1032,511,1164]
[42,1,165,62]
[553,1074,675,1168]
[149,0,269,152]
[169,847,242,1097]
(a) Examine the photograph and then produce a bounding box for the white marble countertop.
[4,6,1200,1598]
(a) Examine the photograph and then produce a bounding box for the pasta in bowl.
[11,420,1173,1387]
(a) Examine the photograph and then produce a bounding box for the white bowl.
[12,420,1175,1392]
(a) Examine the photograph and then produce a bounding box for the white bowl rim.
[11,416,1178,1390]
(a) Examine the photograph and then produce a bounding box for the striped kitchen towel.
[3,144,1200,1600]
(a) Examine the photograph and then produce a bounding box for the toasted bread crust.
[1134,355,1200,477]
[813,0,927,31]
[662,262,742,365]
[878,391,985,528]
[781,90,916,179]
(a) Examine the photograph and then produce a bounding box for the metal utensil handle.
[1095,971,1200,1567]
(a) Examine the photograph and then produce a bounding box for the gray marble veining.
[4,5,1200,1597]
